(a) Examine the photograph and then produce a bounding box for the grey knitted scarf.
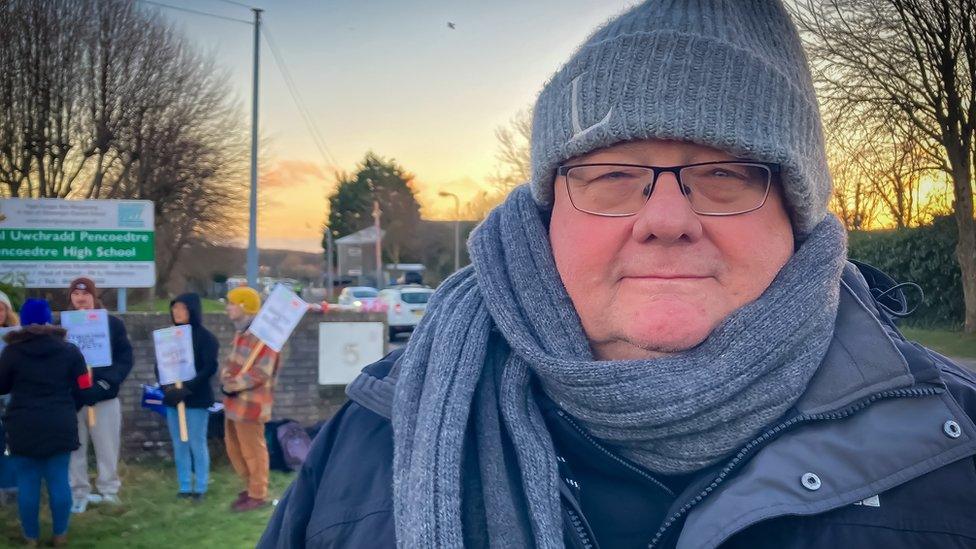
[392,186,847,547]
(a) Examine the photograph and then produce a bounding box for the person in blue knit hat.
[260,2,976,547]
[0,299,93,547]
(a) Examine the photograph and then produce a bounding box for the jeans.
[0,453,18,491]
[11,453,71,540]
[166,406,210,494]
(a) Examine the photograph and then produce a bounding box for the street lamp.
[439,191,460,272]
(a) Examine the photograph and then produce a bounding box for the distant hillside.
[166,244,323,296]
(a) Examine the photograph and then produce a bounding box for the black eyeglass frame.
[556,160,782,217]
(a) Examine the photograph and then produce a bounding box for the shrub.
[848,215,963,328]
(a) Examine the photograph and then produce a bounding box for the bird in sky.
[447,22,456,29]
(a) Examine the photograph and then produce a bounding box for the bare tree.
[487,107,532,195]
[825,107,935,229]
[795,0,976,332]
[462,107,534,221]
[463,190,502,221]
[0,0,246,293]
[0,1,89,198]
[827,140,882,230]
[129,78,246,295]
[863,123,931,228]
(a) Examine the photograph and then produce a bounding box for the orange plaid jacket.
[219,330,281,423]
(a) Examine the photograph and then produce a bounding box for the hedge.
[848,215,963,328]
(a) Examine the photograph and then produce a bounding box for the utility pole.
[324,227,334,300]
[246,8,262,288]
[439,191,460,272]
[372,200,383,289]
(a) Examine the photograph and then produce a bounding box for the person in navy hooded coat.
[157,293,219,500]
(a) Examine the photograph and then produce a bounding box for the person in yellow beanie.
[219,286,280,512]
[226,287,261,316]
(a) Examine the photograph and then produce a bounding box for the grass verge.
[901,327,976,361]
[0,459,293,548]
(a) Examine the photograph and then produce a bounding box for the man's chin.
[631,331,709,355]
[591,327,712,360]
[625,314,717,356]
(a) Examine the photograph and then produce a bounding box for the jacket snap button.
[801,473,821,491]
[944,420,962,439]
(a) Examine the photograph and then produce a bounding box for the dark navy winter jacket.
[259,264,976,548]
[0,326,91,458]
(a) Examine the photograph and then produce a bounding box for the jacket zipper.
[565,505,596,549]
[645,386,943,548]
[556,410,675,496]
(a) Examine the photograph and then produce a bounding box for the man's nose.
[630,172,704,244]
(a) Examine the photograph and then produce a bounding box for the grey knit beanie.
[530,0,830,237]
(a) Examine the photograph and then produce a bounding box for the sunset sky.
[152,0,639,252]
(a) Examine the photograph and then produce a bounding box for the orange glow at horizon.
[255,156,496,253]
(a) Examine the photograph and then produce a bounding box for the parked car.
[378,285,434,340]
[262,278,303,298]
[337,286,382,311]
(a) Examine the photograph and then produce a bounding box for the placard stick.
[87,367,96,428]
[175,381,188,442]
[239,341,266,376]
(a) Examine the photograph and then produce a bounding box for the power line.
[136,0,252,25]
[208,0,259,10]
[263,24,340,169]
[264,25,339,168]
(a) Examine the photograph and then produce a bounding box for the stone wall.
[116,310,386,459]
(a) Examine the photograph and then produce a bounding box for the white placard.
[247,284,308,352]
[61,309,112,367]
[318,322,385,385]
[153,325,196,385]
[0,199,155,288]
[0,327,20,355]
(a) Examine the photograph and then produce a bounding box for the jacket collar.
[674,264,976,549]
[346,351,401,419]
[793,262,917,415]
[3,324,66,345]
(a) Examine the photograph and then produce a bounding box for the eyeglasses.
[556,161,779,217]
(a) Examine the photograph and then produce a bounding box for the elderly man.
[260,1,976,547]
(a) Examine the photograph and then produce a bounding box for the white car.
[378,286,434,340]
[337,286,382,311]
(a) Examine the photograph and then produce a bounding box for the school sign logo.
[117,202,147,228]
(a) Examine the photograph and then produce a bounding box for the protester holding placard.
[156,293,218,501]
[219,286,280,512]
[0,299,93,547]
[64,277,133,513]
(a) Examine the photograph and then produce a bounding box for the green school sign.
[0,199,155,288]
